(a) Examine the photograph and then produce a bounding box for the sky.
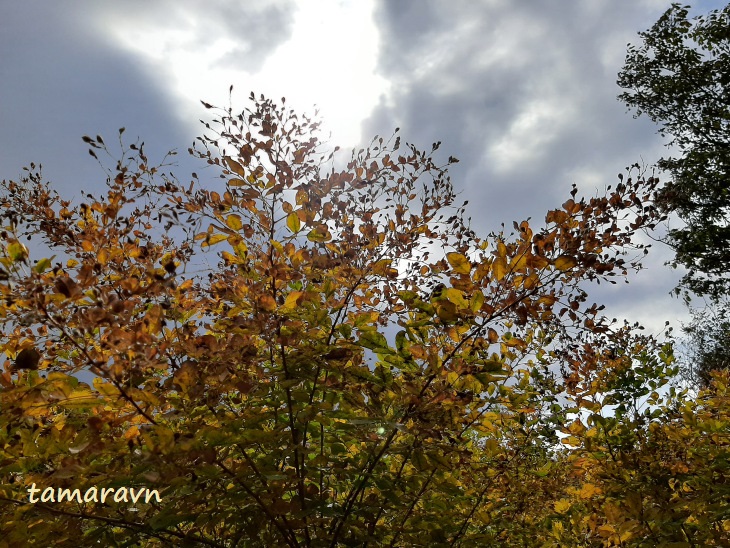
[1,0,726,339]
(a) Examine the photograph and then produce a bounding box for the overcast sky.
[1,0,725,337]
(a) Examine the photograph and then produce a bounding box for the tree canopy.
[0,93,728,546]
[618,2,730,299]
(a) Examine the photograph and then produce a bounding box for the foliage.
[678,297,730,388]
[617,2,730,299]
[0,93,680,546]
[549,370,730,546]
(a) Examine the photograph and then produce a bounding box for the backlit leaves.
[447,252,471,275]
[0,92,696,547]
[554,254,577,271]
[225,213,242,231]
[224,156,245,177]
[286,211,301,233]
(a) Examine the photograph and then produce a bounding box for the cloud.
[4,0,722,335]
[363,0,695,332]
[0,3,189,194]
[92,0,295,74]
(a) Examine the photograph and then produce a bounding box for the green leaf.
[358,330,392,354]
[7,242,28,262]
[34,256,53,274]
[307,225,331,242]
[412,449,431,471]
[149,510,193,531]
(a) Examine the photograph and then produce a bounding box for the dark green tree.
[618,2,730,299]
[680,298,730,388]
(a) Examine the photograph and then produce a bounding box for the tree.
[617,2,730,299]
[678,297,730,388]
[549,369,730,546]
[0,93,670,546]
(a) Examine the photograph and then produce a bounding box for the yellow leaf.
[470,291,485,313]
[497,241,507,258]
[307,226,331,242]
[34,257,52,274]
[562,435,581,447]
[281,291,303,312]
[124,425,140,440]
[372,259,398,277]
[493,257,508,281]
[436,301,458,322]
[81,240,95,252]
[234,241,248,258]
[597,524,616,537]
[173,362,197,392]
[287,211,301,233]
[554,255,577,271]
[226,214,242,231]
[446,252,471,275]
[443,288,468,308]
[93,377,120,397]
[60,388,100,408]
[554,499,571,514]
[178,279,194,292]
[577,482,601,500]
[97,248,109,265]
[202,233,228,247]
[295,188,309,205]
[509,253,528,272]
[221,251,241,265]
[7,241,28,262]
[142,305,163,334]
[270,239,283,253]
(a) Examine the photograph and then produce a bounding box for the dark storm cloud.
[366,0,671,227]
[0,3,188,194]
[0,1,296,195]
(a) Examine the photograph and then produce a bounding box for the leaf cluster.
[0,93,693,546]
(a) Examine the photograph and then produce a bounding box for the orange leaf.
[225,156,245,177]
[258,294,276,312]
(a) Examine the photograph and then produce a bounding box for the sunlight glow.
[98,0,390,149]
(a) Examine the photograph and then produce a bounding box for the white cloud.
[95,0,389,148]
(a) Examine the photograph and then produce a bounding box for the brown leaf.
[54,276,79,298]
[13,347,40,371]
